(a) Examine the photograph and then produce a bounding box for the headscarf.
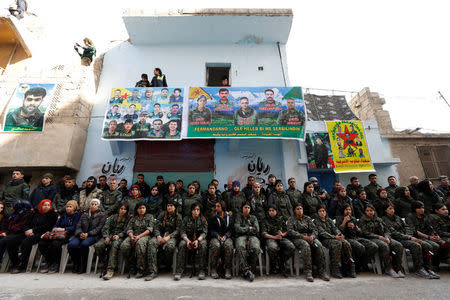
[230,181,240,199]
[90,198,101,206]
[38,199,52,214]
[417,180,441,202]
[394,186,412,201]
[377,188,387,198]
[9,199,32,221]
[130,185,142,198]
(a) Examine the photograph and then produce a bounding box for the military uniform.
[147,129,165,138]
[382,214,432,271]
[164,193,183,214]
[149,211,182,272]
[249,193,267,223]
[358,215,403,272]
[277,109,305,126]
[336,215,378,268]
[286,187,302,209]
[202,193,222,220]
[301,193,322,218]
[176,215,208,274]
[101,189,122,216]
[364,182,382,203]
[262,214,295,272]
[385,184,398,202]
[2,178,30,214]
[120,214,155,273]
[94,214,129,271]
[427,213,449,239]
[346,184,363,200]
[5,107,44,130]
[209,212,234,271]
[181,193,202,218]
[258,100,282,123]
[189,108,211,125]
[314,217,353,270]
[268,191,293,220]
[122,196,145,216]
[393,187,414,218]
[53,188,79,215]
[226,192,247,218]
[146,196,164,218]
[373,196,390,217]
[79,188,104,212]
[234,213,260,274]
[234,108,258,126]
[286,215,326,276]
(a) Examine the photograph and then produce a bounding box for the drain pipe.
[277,41,287,87]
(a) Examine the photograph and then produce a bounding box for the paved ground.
[0,272,448,299]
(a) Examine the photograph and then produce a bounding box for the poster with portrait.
[186,86,306,140]
[326,120,374,173]
[2,83,56,132]
[101,87,184,141]
[305,133,335,169]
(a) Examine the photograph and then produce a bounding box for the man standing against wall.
[1,169,29,214]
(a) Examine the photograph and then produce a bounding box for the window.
[417,145,450,179]
[206,63,231,86]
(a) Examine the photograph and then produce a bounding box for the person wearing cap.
[262,204,295,277]
[38,200,81,274]
[53,176,79,215]
[181,183,202,218]
[301,181,323,218]
[123,185,145,216]
[358,204,404,278]
[136,111,151,138]
[226,181,247,218]
[373,188,390,217]
[68,198,106,274]
[286,177,301,208]
[79,176,104,213]
[235,202,260,282]
[385,176,399,202]
[149,199,182,279]
[29,173,57,209]
[174,203,208,281]
[120,202,154,278]
[97,202,130,280]
[2,169,30,214]
[405,201,442,276]
[436,175,450,201]
[268,180,293,220]
[208,200,234,279]
[265,174,277,199]
[10,199,58,273]
[287,202,329,282]
[310,177,330,206]
[364,174,382,203]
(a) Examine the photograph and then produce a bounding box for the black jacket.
[29,183,57,209]
[26,210,58,236]
[75,211,106,240]
[208,212,233,239]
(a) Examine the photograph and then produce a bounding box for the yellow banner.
[326,120,374,173]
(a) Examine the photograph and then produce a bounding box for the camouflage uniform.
[149,211,182,273]
[53,189,79,215]
[382,214,432,271]
[385,184,398,202]
[79,187,104,212]
[249,192,267,223]
[94,214,129,270]
[181,194,202,218]
[346,184,363,200]
[209,213,234,270]
[286,215,326,274]
[122,196,145,216]
[189,108,212,124]
[364,182,382,203]
[358,215,403,271]
[101,189,122,216]
[164,193,183,214]
[226,192,247,218]
[405,213,443,266]
[314,217,352,268]
[277,109,305,126]
[262,214,295,270]
[336,215,378,267]
[2,178,30,214]
[301,193,322,218]
[234,213,260,274]
[286,187,302,209]
[268,191,293,220]
[146,196,164,218]
[202,193,222,220]
[120,214,155,273]
[176,215,208,274]
[427,213,450,239]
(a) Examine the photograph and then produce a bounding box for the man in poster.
[5,87,46,130]
[313,137,329,168]
[234,97,258,125]
[277,98,305,125]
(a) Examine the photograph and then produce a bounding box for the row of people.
[0,195,448,282]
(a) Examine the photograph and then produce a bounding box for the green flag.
[283,86,303,100]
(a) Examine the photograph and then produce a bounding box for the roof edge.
[123,8,293,17]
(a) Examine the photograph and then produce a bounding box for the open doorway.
[206,63,231,86]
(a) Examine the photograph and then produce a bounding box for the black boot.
[349,262,356,278]
[331,265,343,279]
[78,255,87,274]
[72,256,80,273]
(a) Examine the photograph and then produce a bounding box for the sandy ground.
[0,272,448,300]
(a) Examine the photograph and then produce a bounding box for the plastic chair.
[59,244,69,274]
[26,244,39,273]
[402,248,410,274]
[294,249,304,276]
[0,252,10,273]
[85,246,96,274]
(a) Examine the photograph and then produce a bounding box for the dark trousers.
[19,235,41,269]
[0,233,26,267]
[39,238,69,265]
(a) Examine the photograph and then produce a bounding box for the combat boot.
[319,272,330,281]
[198,270,206,280]
[245,270,255,282]
[210,268,219,279]
[173,273,181,281]
[103,269,114,280]
[331,265,342,279]
[349,262,356,278]
[305,270,314,282]
[225,268,232,280]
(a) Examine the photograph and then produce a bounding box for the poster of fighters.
[187,86,306,140]
[102,87,184,140]
[305,133,335,169]
[326,120,374,173]
[2,83,56,132]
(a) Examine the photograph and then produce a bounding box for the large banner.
[102,87,184,140]
[187,87,306,139]
[305,133,335,169]
[3,83,56,132]
[326,120,374,173]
